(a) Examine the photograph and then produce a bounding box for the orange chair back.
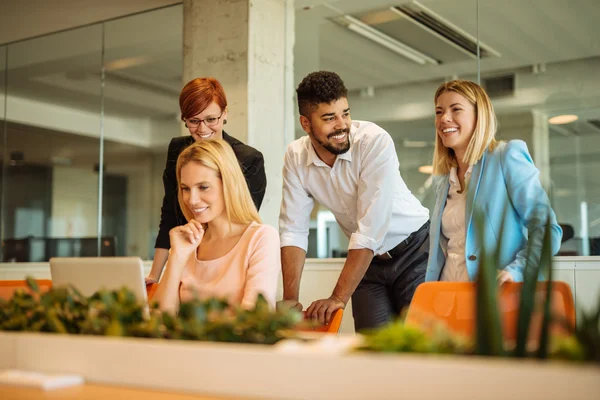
[0,279,53,301]
[405,281,575,342]
[146,282,159,301]
[299,309,344,334]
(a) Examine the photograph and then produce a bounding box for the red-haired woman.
[146,77,266,284]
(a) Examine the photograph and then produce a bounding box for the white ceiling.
[1,4,184,119]
[295,0,600,90]
[1,0,598,120]
[1,1,599,152]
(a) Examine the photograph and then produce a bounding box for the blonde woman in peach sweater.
[154,140,279,313]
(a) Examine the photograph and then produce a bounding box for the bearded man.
[278,71,431,332]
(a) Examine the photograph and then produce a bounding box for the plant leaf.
[537,216,554,359]
[25,277,40,293]
[515,212,547,356]
[475,208,504,356]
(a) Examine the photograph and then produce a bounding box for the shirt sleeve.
[501,140,563,281]
[349,131,398,254]
[154,138,181,249]
[241,225,281,310]
[278,147,314,251]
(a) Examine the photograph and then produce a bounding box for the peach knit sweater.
[179,222,280,309]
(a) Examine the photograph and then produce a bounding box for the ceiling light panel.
[349,2,501,65]
[332,14,439,65]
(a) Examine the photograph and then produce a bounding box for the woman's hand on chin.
[169,220,205,259]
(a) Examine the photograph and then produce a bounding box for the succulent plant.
[358,320,473,355]
[573,296,600,363]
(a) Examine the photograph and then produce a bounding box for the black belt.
[375,220,430,261]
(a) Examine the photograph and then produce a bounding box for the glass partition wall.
[480,0,600,257]
[296,0,600,258]
[102,6,182,259]
[0,5,182,262]
[2,25,104,262]
[1,1,599,261]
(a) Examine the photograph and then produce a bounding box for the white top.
[440,166,472,282]
[279,120,429,256]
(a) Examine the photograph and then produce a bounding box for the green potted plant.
[359,210,600,365]
[0,277,303,345]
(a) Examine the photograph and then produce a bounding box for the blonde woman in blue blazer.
[425,80,562,284]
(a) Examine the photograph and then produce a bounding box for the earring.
[223,119,227,124]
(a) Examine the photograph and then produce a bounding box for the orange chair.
[0,279,53,301]
[146,282,159,302]
[405,281,575,342]
[299,309,344,334]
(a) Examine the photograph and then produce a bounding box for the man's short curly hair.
[296,71,348,117]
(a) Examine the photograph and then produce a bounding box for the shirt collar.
[306,141,326,167]
[448,165,473,186]
[305,122,356,167]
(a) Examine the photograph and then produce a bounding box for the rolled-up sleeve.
[279,148,314,251]
[349,133,397,255]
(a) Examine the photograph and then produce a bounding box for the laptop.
[49,257,148,303]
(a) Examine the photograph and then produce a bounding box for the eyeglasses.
[185,112,223,128]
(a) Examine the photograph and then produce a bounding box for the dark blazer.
[154,132,267,249]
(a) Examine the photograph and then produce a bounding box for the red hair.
[179,77,227,120]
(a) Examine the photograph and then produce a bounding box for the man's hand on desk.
[306,296,345,325]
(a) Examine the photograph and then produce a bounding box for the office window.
[294,0,600,257]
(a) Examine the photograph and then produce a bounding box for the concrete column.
[182,0,295,227]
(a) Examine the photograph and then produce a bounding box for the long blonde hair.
[432,80,498,175]
[176,140,261,227]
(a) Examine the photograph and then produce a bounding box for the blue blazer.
[425,140,562,282]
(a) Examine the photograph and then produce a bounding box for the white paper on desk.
[274,335,363,355]
[0,369,84,390]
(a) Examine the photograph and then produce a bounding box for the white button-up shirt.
[279,120,429,256]
[440,166,472,281]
